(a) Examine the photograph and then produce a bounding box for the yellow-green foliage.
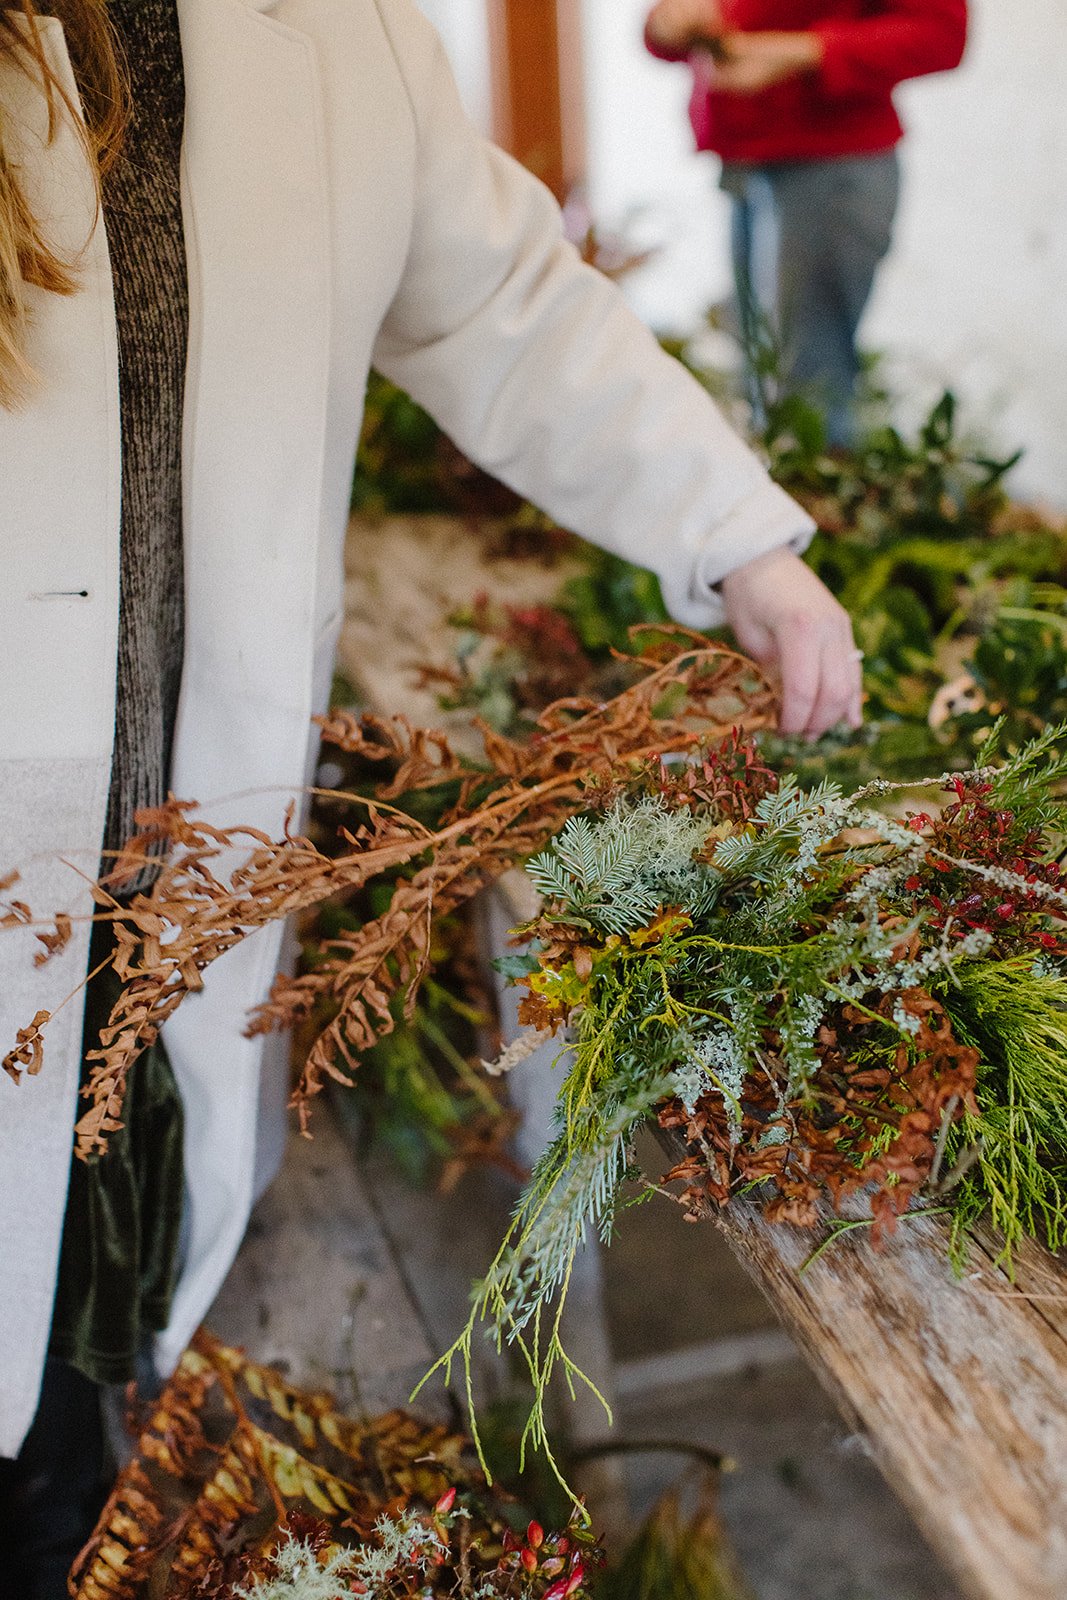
[947,959,1067,1260]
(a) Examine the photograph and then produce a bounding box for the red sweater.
[646,1,967,164]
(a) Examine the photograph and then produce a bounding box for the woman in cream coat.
[0,0,858,1559]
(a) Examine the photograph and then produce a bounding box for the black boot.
[0,1359,106,1599]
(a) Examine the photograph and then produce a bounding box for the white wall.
[581,0,733,332]
[579,0,1067,506]
[864,0,1067,505]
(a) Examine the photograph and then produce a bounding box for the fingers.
[719,546,864,740]
[777,613,863,739]
[736,605,861,739]
[775,616,859,738]
[776,615,821,736]
[651,0,725,49]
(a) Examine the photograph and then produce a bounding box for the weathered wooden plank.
[713,1201,1067,1600]
[967,1221,1067,1344]
[207,1105,445,1420]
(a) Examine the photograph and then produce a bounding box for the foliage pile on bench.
[412,718,1067,1470]
[355,370,1067,785]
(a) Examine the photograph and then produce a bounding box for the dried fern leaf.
[70,1330,601,1598]
[0,635,768,1155]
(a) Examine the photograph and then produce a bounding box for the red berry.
[521,1546,538,1573]
[527,1521,544,1550]
[434,1487,457,1515]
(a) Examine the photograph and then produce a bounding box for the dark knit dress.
[49,0,189,1384]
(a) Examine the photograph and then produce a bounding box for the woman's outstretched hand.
[703,30,823,93]
[719,545,863,739]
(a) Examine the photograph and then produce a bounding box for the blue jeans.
[722,150,901,446]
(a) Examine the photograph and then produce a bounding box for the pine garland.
[419,723,1067,1484]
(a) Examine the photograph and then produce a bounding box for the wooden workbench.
[714,1202,1067,1600]
[326,513,1067,1599]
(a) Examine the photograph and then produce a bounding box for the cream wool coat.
[0,0,812,1454]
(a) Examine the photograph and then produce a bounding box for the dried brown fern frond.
[69,1329,601,1599]
[240,635,772,1128]
[2,635,771,1155]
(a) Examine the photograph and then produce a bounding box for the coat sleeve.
[369,0,813,628]
[814,1,968,100]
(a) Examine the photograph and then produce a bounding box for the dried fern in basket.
[70,1329,601,1599]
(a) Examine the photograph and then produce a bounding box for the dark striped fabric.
[101,0,188,870]
[46,0,189,1389]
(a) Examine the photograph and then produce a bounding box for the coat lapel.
[160,0,333,1369]
[175,0,332,807]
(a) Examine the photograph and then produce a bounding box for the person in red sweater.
[646,0,967,443]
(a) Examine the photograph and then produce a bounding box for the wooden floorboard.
[207,1105,447,1421]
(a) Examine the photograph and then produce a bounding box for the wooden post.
[489,0,586,200]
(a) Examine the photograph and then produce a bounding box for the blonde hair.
[0,1,126,406]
